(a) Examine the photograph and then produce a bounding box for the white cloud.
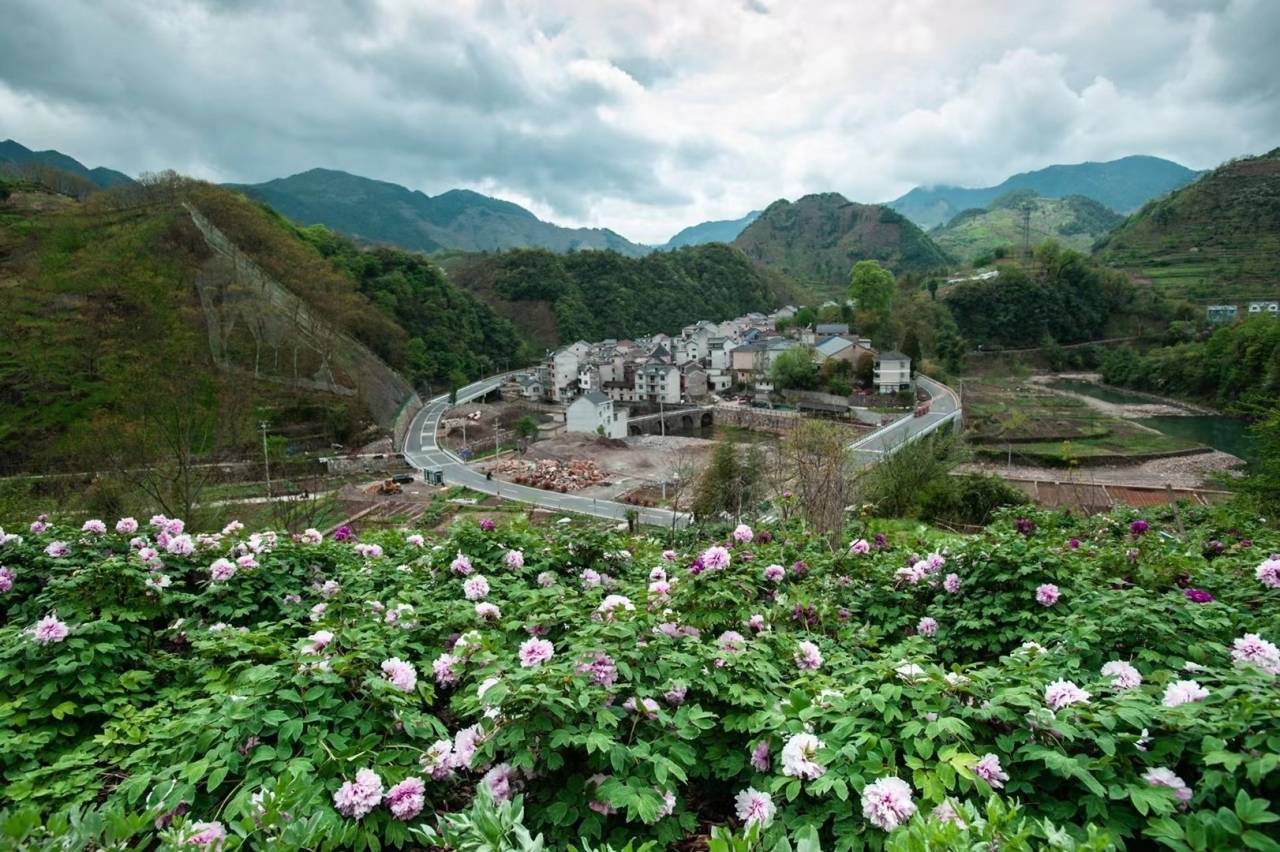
[0,0,1276,244]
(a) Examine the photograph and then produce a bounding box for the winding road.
[402,373,961,527]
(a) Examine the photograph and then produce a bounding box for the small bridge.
[626,406,714,436]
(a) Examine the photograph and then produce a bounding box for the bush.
[0,507,1277,850]
[918,474,1028,526]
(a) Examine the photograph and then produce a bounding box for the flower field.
[0,508,1278,850]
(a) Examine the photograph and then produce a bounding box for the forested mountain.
[1095,148,1280,302]
[931,190,1124,264]
[660,210,760,249]
[731,193,950,296]
[0,139,136,189]
[0,171,523,471]
[445,243,804,348]
[889,155,1199,229]
[231,168,650,257]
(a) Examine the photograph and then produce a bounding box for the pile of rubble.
[492,458,608,493]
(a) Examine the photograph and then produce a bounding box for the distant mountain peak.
[0,139,136,189]
[888,155,1200,229]
[660,209,761,249]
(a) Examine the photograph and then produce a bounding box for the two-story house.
[566,391,628,439]
[873,350,913,394]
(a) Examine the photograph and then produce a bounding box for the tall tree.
[848,260,896,315]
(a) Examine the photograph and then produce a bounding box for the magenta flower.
[1035,583,1060,607]
[1067,537,1081,549]
[861,776,916,830]
[1184,588,1214,603]
[331,525,353,542]
[1015,517,1035,535]
[384,776,425,821]
[519,638,554,667]
[333,768,383,819]
[662,549,677,562]
[1130,519,1149,536]
[479,517,496,531]
[750,740,771,772]
[974,753,1009,789]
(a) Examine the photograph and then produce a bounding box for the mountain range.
[230,168,650,257]
[887,155,1201,230]
[930,190,1124,264]
[660,210,761,249]
[0,139,136,189]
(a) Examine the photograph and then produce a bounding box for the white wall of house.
[874,358,912,394]
[566,395,628,439]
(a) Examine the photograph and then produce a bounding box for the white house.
[549,348,581,402]
[566,391,628,439]
[634,361,682,404]
[873,350,913,394]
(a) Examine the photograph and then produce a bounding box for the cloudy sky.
[2,0,1277,243]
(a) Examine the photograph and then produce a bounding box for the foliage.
[448,244,803,348]
[917,474,1028,527]
[770,348,819,391]
[931,193,1124,266]
[0,502,1277,850]
[1100,317,1280,412]
[692,439,766,521]
[849,261,896,316]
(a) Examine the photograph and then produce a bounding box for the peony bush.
[0,507,1277,850]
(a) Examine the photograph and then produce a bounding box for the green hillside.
[889,155,1199,229]
[661,210,760,249]
[446,242,805,348]
[731,193,950,297]
[232,168,649,257]
[1095,148,1280,302]
[0,174,523,472]
[932,191,1123,264]
[0,139,136,189]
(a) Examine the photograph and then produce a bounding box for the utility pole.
[1021,203,1032,259]
[660,398,665,437]
[259,421,272,500]
[494,418,500,459]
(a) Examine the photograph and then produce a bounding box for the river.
[1049,379,1259,467]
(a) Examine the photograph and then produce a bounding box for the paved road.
[403,375,691,528]
[848,375,962,466]
[402,373,960,526]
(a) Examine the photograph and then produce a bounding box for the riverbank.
[958,448,1244,490]
[1030,372,1217,417]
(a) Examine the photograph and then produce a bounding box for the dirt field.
[957,449,1244,490]
[479,433,715,503]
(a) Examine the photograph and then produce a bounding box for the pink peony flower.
[463,574,490,600]
[451,724,484,769]
[450,552,473,575]
[943,573,961,594]
[146,574,172,591]
[1036,583,1060,606]
[895,561,928,585]
[734,787,775,827]
[664,683,687,705]
[433,653,459,686]
[481,763,517,802]
[81,519,106,535]
[475,602,501,621]
[536,571,556,587]
[1102,660,1142,690]
[861,776,916,831]
[1162,680,1209,707]
[381,658,417,692]
[718,630,748,655]
[309,602,327,622]
[763,563,785,582]
[333,768,383,819]
[795,639,823,670]
[932,800,966,827]
[0,566,14,593]
[1256,557,1280,589]
[30,519,49,534]
[298,528,323,545]
[700,545,731,571]
[519,638,554,667]
[849,538,870,555]
[662,549,676,562]
[750,740,771,772]
[479,517,496,531]
[235,553,258,570]
[1231,633,1280,675]
[974,753,1009,789]
[1044,679,1091,710]
[623,696,659,718]
[420,739,454,780]
[505,549,524,569]
[306,630,334,653]
[577,653,618,688]
[597,594,634,619]
[780,732,826,780]
[747,613,766,632]
[732,524,754,543]
[384,776,426,821]
[354,543,383,560]
[187,820,226,846]
[30,613,70,644]
[917,617,938,637]
[1144,767,1193,804]
[209,559,236,582]
[44,541,70,558]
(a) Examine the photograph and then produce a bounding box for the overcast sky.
[2,0,1277,243]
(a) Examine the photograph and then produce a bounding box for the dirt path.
[1030,373,1216,418]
